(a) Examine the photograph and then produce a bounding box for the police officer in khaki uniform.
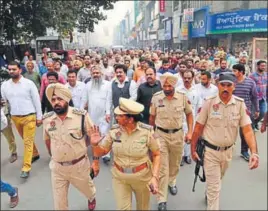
[90,98,161,210]
[149,72,193,211]
[43,83,98,211]
[191,73,259,210]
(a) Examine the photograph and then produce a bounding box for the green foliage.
[0,0,117,42]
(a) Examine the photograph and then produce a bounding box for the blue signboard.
[165,19,172,40]
[189,7,209,38]
[207,8,268,34]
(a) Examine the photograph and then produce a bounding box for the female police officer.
[90,97,161,210]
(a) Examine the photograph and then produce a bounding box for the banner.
[183,8,194,22]
[180,22,188,40]
[159,0,165,13]
[207,8,268,34]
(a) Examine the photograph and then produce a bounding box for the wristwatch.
[93,156,99,160]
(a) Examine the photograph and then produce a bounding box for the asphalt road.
[1,125,267,210]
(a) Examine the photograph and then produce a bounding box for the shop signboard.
[189,7,209,38]
[207,8,268,34]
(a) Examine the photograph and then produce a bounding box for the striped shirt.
[249,71,267,101]
[233,77,259,114]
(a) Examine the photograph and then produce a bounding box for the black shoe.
[168,185,177,195]
[31,155,40,163]
[102,157,110,164]
[158,202,167,211]
[255,124,260,130]
[20,171,30,179]
[241,151,250,162]
[180,158,184,166]
[185,156,192,164]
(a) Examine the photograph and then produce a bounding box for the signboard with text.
[159,0,165,13]
[189,7,209,38]
[183,8,194,22]
[207,8,267,34]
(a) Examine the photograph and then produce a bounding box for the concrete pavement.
[1,125,267,210]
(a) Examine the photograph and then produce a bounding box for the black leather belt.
[156,126,182,134]
[12,112,36,117]
[204,140,233,151]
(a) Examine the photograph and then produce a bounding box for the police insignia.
[115,131,121,140]
[187,100,191,105]
[246,109,251,116]
[48,121,56,131]
[197,108,202,114]
[213,104,220,112]
[158,99,164,107]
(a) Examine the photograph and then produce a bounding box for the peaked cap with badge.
[46,83,72,104]
[114,98,144,115]
[218,72,236,84]
[159,72,178,87]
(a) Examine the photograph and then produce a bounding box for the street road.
[1,125,267,210]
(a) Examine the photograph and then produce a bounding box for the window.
[36,40,63,54]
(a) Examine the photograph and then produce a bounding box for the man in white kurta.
[80,67,112,163]
[177,70,202,166]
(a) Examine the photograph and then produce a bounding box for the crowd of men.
[0,46,267,210]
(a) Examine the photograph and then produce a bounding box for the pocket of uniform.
[230,115,240,127]
[69,128,83,140]
[209,114,222,127]
[157,107,167,119]
[175,106,184,119]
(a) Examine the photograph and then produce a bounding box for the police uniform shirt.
[43,107,94,162]
[197,95,252,147]
[150,90,192,129]
[100,122,160,180]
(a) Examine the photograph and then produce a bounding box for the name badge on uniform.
[48,121,57,131]
[211,104,221,116]
[158,99,165,107]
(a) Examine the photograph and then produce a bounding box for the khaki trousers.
[50,157,96,210]
[156,129,184,203]
[11,114,39,172]
[112,172,151,210]
[1,115,17,154]
[204,146,233,210]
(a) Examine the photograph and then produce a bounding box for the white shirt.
[102,66,115,81]
[80,80,112,128]
[66,81,86,108]
[60,64,69,80]
[77,67,91,82]
[177,85,203,132]
[114,77,137,101]
[194,83,218,101]
[1,77,42,120]
[1,108,7,130]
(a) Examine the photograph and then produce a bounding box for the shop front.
[207,8,267,54]
[188,7,209,49]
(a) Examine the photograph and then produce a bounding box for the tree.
[0,0,118,42]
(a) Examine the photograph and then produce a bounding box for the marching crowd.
[0,46,267,210]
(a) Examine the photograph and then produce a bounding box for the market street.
[1,125,267,210]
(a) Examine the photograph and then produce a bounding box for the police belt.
[58,155,86,166]
[204,140,233,151]
[114,161,148,174]
[156,126,182,134]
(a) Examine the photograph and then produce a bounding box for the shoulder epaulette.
[233,95,244,102]
[72,108,87,115]
[153,90,162,96]
[111,124,120,129]
[42,111,54,120]
[139,122,153,130]
[176,90,185,94]
[204,95,217,101]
